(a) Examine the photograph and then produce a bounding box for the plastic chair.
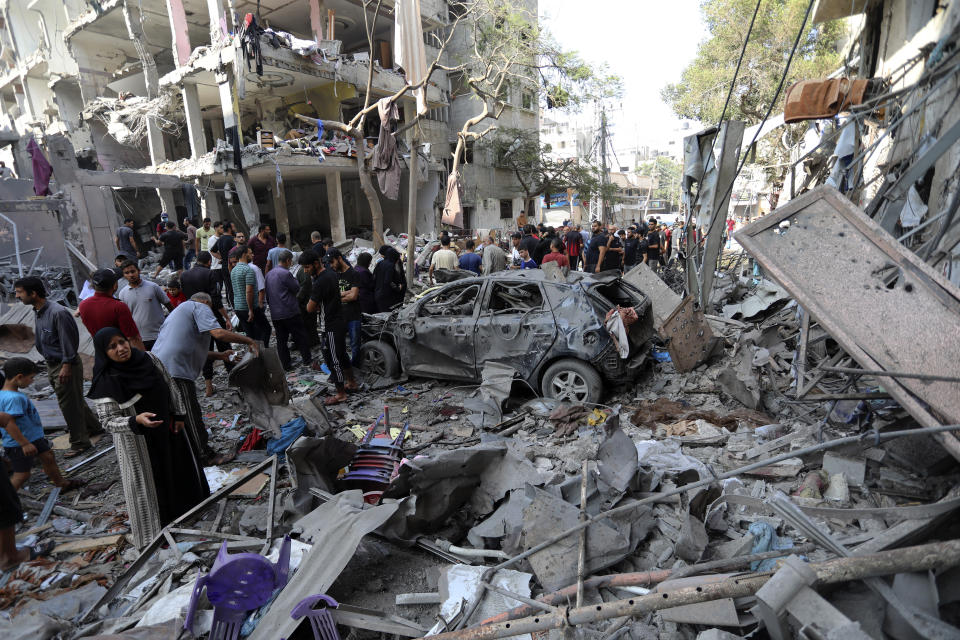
[184,536,292,639]
[290,594,341,640]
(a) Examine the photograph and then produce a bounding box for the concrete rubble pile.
[0,229,958,640]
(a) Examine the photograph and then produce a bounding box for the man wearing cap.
[78,269,145,351]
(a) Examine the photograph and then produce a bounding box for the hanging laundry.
[373,98,401,200]
[784,77,869,123]
[394,0,429,115]
[239,13,264,76]
[442,172,464,228]
[27,138,52,196]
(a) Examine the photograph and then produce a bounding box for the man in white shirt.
[428,236,458,285]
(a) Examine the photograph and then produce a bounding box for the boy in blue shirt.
[0,358,81,491]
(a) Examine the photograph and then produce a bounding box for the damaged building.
[0,0,538,272]
[4,1,960,640]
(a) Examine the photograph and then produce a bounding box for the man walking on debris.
[181,252,235,396]
[115,218,139,263]
[296,260,320,347]
[14,276,104,457]
[153,222,187,278]
[119,260,173,350]
[299,251,358,405]
[152,293,258,464]
[266,250,314,371]
[78,269,145,351]
[326,248,363,366]
[481,235,507,274]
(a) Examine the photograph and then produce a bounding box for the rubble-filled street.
[1,0,960,639]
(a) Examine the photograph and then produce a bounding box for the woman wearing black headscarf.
[373,246,406,312]
[88,327,209,548]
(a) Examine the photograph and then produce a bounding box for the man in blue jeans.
[326,248,362,366]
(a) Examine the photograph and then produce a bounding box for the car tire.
[541,359,603,404]
[359,341,400,378]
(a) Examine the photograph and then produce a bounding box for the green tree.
[638,156,683,209]
[481,127,611,205]
[662,0,845,125]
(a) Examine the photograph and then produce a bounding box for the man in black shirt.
[600,228,624,271]
[519,224,540,259]
[300,251,356,404]
[623,227,641,271]
[645,221,662,270]
[212,222,236,306]
[327,248,363,366]
[584,220,605,272]
[534,227,555,265]
[181,251,235,395]
[153,222,187,278]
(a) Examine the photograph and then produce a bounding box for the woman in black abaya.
[88,328,209,547]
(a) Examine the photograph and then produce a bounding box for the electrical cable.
[713,0,817,222]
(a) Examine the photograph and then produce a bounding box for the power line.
[718,0,817,215]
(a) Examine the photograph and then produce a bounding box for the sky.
[538,0,709,157]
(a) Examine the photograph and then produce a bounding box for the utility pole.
[599,109,608,224]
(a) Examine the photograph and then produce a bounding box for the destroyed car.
[360,271,654,403]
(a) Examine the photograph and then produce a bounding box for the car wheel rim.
[551,371,589,402]
[364,351,386,375]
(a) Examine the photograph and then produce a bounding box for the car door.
[396,280,484,381]
[474,279,557,379]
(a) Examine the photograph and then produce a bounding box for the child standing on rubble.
[0,358,83,492]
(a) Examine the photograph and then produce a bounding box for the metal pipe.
[455,424,960,630]
[27,245,42,276]
[476,543,817,626]
[436,541,510,560]
[0,213,24,277]
[821,366,960,384]
[428,539,960,640]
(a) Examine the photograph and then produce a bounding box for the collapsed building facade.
[0,0,539,273]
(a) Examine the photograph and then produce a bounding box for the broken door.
[474,280,557,380]
[398,280,483,380]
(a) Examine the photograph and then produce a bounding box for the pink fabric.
[27,139,52,196]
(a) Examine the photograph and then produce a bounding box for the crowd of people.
[0,211,701,568]
[427,218,688,280]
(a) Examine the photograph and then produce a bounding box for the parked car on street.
[359,270,654,403]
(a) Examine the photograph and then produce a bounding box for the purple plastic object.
[289,594,341,640]
[184,536,292,639]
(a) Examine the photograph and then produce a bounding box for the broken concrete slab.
[822,452,866,487]
[735,186,960,459]
[623,262,682,327]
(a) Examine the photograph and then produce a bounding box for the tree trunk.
[295,116,385,248]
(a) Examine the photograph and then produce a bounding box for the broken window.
[419,283,481,317]
[522,92,534,110]
[487,283,544,313]
[499,199,513,219]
